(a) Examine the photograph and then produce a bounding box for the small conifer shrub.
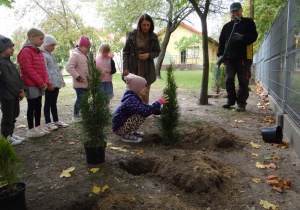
[0,135,22,195]
[78,51,111,148]
[160,63,181,143]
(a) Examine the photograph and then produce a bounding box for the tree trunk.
[197,15,209,105]
[155,21,172,79]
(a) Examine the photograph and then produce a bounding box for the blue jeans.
[74,88,88,116]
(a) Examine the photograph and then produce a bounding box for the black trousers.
[27,96,42,129]
[44,88,59,124]
[1,99,20,137]
[224,59,252,105]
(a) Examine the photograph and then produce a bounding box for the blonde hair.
[99,43,110,52]
[27,28,44,40]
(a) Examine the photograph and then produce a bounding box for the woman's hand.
[160,94,169,104]
[139,53,149,60]
[123,69,129,76]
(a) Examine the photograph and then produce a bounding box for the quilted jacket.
[66,48,89,89]
[17,43,49,86]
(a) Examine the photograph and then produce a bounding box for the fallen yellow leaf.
[252,153,259,157]
[90,168,99,173]
[92,185,101,194]
[234,120,244,123]
[272,155,280,159]
[256,162,266,169]
[259,200,278,210]
[251,141,261,149]
[110,147,128,152]
[102,184,109,192]
[17,124,26,128]
[60,167,75,178]
[252,178,261,183]
[139,148,144,153]
[107,142,112,146]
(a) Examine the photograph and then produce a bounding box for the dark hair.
[137,14,154,33]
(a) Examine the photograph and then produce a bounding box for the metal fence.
[254,0,300,128]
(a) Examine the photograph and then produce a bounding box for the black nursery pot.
[261,126,283,143]
[0,182,27,210]
[84,144,106,164]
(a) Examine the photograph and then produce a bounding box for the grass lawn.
[61,70,215,97]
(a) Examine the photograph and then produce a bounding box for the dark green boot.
[235,104,246,112]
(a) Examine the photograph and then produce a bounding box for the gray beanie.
[0,34,14,53]
[42,34,57,47]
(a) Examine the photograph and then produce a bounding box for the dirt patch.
[180,124,246,151]
[5,83,300,209]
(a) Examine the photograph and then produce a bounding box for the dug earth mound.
[94,124,245,209]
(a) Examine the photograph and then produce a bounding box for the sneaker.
[12,134,26,142]
[134,131,144,136]
[122,135,143,143]
[36,126,50,135]
[7,135,22,146]
[44,123,58,131]
[54,121,69,128]
[72,116,82,123]
[27,127,45,138]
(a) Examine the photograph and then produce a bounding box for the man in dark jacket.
[217,2,258,112]
[0,34,25,145]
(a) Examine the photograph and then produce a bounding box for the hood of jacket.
[121,89,142,103]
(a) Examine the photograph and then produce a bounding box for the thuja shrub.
[78,51,111,148]
[0,135,22,194]
[160,63,181,143]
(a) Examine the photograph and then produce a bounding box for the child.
[95,43,116,100]
[0,34,25,145]
[42,34,68,130]
[112,73,169,143]
[67,36,91,123]
[17,28,50,138]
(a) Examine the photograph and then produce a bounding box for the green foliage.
[0,0,15,8]
[78,51,111,147]
[209,61,225,93]
[243,0,287,54]
[174,34,202,52]
[160,63,181,143]
[0,135,22,194]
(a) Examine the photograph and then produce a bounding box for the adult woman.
[123,14,161,104]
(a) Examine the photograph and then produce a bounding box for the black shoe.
[235,104,246,112]
[222,103,235,109]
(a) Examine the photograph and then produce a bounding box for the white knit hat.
[43,34,57,47]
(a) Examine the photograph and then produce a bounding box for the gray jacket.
[0,56,24,100]
[123,29,160,85]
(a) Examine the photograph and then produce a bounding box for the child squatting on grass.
[112,73,169,143]
[0,34,26,145]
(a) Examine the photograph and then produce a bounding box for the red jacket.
[17,46,49,86]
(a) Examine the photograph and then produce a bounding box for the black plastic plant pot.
[84,145,106,164]
[261,126,283,143]
[0,182,27,210]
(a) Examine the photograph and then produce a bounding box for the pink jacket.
[95,55,112,82]
[66,48,89,89]
[17,46,49,86]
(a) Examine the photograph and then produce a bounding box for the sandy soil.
[7,82,300,210]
